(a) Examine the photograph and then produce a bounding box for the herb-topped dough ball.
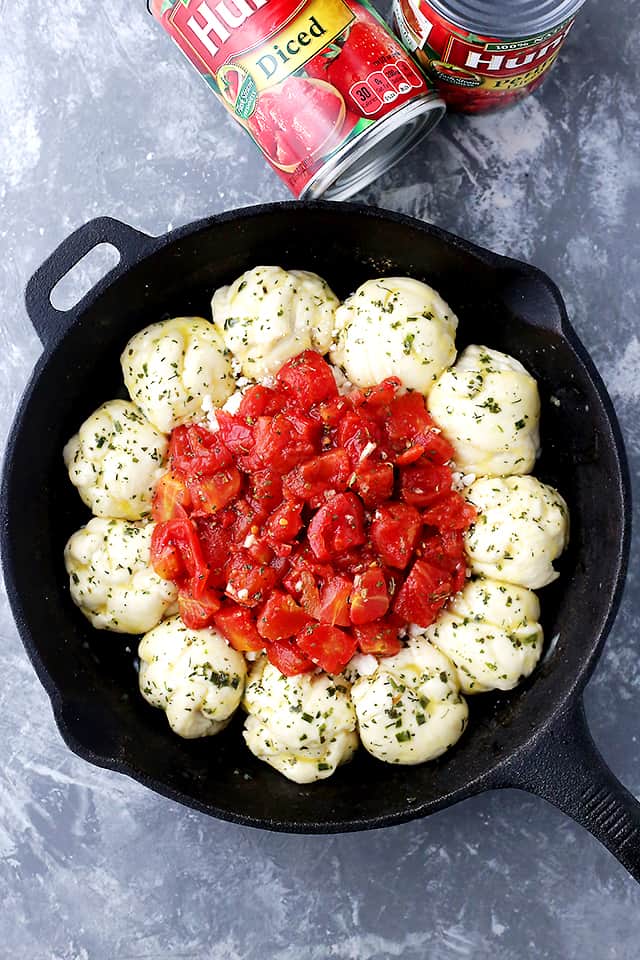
[464,476,569,589]
[351,639,468,765]
[64,518,177,634]
[211,266,339,379]
[121,317,233,433]
[427,578,543,693]
[330,277,458,395]
[138,617,246,738]
[428,345,540,476]
[63,400,167,521]
[243,658,358,784]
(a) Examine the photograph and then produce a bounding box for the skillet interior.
[2,204,627,830]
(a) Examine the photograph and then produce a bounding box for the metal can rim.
[421,0,587,38]
[302,95,445,200]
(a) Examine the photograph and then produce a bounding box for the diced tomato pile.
[150,351,476,677]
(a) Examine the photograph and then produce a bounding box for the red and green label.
[393,0,577,113]
[151,0,436,195]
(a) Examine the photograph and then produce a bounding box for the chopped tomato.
[283,449,351,507]
[257,590,311,641]
[296,622,357,674]
[394,559,453,627]
[354,622,401,658]
[370,502,422,569]
[307,493,366,561]
[214,605,263,652]
[418,528,465,568]
[152,471,191,521]
[224,498,258,542]
[282,567,321,617]
[385,392,433,448]
[264,499,304,545]
[422,493,477,531]
[178,584,221,629]
[252,412,321,472]
[214,411,257,471]
[354,377,400,414]
[276,350,338,406]
[450,561,467,595]
[187,467,241,515]
[154,352,471,656]
[245,537,274,565]
[315,575,352,627]
[225,549,279,607]
[337,410,381,463]
[400,462,452,508]
[330,547,368,577]
[194,516,231,589]
[395,444,426,466]
[285,543,334,582]
[349,567,390,625]
[247,468,283,520]
[312,395,349,428]
[353,459,394,507]
[150,519,208,592]
[267,639,316,676]
[238,384,284,421]
[149,537,182,582]
[168,423,191,465]
[385,394,455,464]
[421,430,456,466]
[170,423,233,476]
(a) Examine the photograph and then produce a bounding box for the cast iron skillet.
[2,202,638,881]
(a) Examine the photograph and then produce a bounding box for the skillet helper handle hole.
[507,700,640,884]
[25,217,156,348]
[49,243,121,312]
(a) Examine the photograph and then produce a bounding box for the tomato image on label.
[327,20,398,112]
[305,17,424,116]
[248,77,346,170]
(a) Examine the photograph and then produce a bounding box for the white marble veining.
[1,0,640,957]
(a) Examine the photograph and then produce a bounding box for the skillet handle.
[507,699,640,883]
[25,217,157,347]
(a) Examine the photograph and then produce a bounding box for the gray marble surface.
[1,0,640,956]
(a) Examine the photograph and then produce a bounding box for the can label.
[151,0,437,196]
[393,0,576,112]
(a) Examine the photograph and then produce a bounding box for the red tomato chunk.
[276,350,339,405]
[370,502,422,569]
[354,622,402,658]
[308,493,366,561]
[296,622,358,674]
[149,351,475,674]
[349,567,390,625]
[178,585,221,630]
[214,605,263,652]
[257,590,311,641]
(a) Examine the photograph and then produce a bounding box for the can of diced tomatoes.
[392,0,586,112]
[149,0,445,198]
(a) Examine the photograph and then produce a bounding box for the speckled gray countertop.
[1,1,639,957]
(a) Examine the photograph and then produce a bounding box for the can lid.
[425,0,587,37]
[304,97,445,201]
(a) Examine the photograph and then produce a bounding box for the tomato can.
[392,0,586,112]
[149,0,445,198]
